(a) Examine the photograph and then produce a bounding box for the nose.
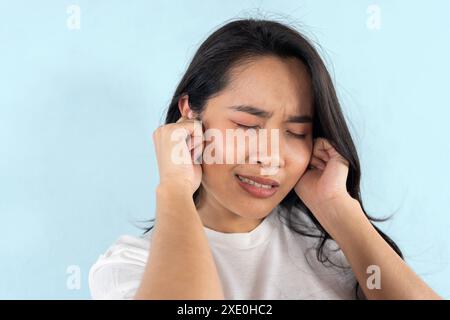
[251,128,285,175]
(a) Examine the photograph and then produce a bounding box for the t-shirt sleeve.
[88,234,151,299]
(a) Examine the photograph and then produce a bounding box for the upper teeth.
[237,175,273,189]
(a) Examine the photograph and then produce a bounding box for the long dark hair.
[146,18,403,299]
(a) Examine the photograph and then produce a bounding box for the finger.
[313,147,330,162]
[310,156,326,170]
[175,116,202,135]
[187,133,204,150]
[172,119,203,143]
[176,116,186,123]
[314,138,348,165]
[191,143,203,164]
[314,138,333,153]
[192,120,204,139]
[188,122,204,149]
[176,119,202,135]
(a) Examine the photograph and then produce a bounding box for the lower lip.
[235,174,279,199]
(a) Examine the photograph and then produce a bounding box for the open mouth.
[234,174,279,198]
[235,174,277,189]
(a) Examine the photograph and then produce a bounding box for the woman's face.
[197,55,314,220]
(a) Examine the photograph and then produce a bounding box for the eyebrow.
[228,105,313,124]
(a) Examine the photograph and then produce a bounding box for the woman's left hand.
[295,138,443,300]
[294,137,353,216]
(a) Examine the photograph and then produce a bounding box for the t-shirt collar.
[203,206,279,249]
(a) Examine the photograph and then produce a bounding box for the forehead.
[210,55,313,117]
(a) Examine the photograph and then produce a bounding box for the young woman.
[88,19,441,300]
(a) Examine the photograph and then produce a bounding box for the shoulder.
[88,232,153,299]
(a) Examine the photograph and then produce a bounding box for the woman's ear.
[178,95,194,119]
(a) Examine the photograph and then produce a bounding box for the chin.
[230,202,278,220]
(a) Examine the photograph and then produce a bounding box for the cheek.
[285,148,311,178]
[201,162,234,188]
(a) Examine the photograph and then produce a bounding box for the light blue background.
[1,0,449,299]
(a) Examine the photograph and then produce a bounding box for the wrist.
[156,180,195,208]
[157,179,194,196]
[315,193,359,214]
[155,181,197,221]
[312,195,368,242]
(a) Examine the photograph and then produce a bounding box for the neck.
[195,187,263,233]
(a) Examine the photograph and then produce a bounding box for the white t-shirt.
[89,205,358,299]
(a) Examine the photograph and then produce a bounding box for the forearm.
[134,183,224,299]
[315,197,442,300]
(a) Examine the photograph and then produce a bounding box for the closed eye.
[234,122,307,139]
[235,122,260,129]
[287,131,307,139]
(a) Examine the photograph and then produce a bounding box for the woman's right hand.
[152,116,204,195]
